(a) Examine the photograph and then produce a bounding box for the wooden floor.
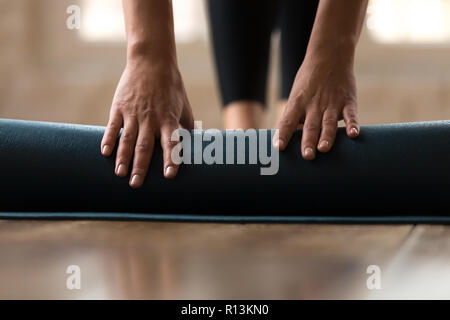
[0,220,449,299]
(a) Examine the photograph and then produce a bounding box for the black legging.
[207,0,319,108]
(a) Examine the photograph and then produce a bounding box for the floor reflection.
[0,221,416,299]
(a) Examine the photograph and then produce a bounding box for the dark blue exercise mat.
[0,118,449,222]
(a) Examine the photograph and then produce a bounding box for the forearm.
[305,0,368,63]
[122,0,177,64]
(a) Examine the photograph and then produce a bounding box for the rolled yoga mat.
[0,118,449,222]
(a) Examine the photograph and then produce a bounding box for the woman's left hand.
[273,52,360,160]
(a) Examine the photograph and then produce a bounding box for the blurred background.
[0,1,450,300]
[0,0,449,129]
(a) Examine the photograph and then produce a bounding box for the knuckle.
[108,122,121,131]
[289,90,307,106]
[115,156,129,165]
[346,117,358,125]
[139,105,157,120]
[113,100,130,112]
[279,118,297,131]
[135,140,152,153]
[131,164,148,174]
[120,131,135,144]
[345,108,358,118]
[303,122,320,131]
[347,112,357,120]
[163,139,178,150]
[322,116,338,126]
[115,100,153,119]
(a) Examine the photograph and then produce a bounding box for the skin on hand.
[100,0,194,188]
[273,54,359,160]
[273,0,368,160]
[100,59,194,188]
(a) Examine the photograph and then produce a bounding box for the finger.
[180,102,194,130]
[129,124,155,188]
[301,109,322,160]
[273,96,306,151]
[160,122,180,179]
[101,111,123,156]
[317,109,338,153]
[115,117,138,177]
[343,102,360,138]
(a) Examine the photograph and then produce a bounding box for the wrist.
[306,35,356,63]
[304,41,355,74]
[125,47,182,86]
[126,40,177,66]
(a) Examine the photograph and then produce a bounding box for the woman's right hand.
[100,57,194,188]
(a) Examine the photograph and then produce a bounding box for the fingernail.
[319,140,329,150]
[102,145,110,155]
[273,138,279,149]
[116,164,127,176]
[165,166,176,178]
[350,127,358,136]
[274,138,284,150]
[304,147,314,157]
[130,175,142,188]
